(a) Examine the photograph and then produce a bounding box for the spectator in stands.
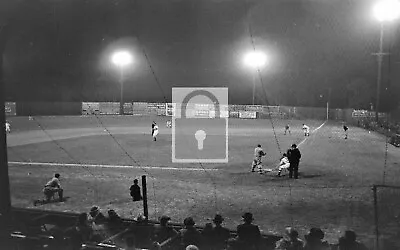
[88,206,107,241]
[287,144,301,179]
[303,228,330,250]
[152,215,178,244]
[180,217,203,248]
[236,212,262,249]
[211,214,231,250]
[107,209,124,234]
[130,179,143,202]
[337,230,368,250]
[201,222,214,250]
[275,227,304,250]
[43,173,63,202]
[89,206,106,224]
[129,214,152,248]
[64,212,92,250]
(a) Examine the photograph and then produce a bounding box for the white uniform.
[152,125,159,141]
[5,122,10,133]
[302,124,310,136]
[251,146,266,174]
[278,156,290,172]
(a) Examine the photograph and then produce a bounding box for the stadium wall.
[5,102,393,126]
[15,102,82,116]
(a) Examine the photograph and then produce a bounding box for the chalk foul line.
[8,161,218,171]
[298,120,327,148]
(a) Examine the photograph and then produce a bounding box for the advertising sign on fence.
[166,103,173,116]
[99,102,119,115]
[132,102,148,116]
[82,102,100,115]
[123,103,133,115]
[239,111,257,119]
[5,102,16,116]
[352,110,386,118]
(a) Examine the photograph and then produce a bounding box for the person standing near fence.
[287,144,301,179]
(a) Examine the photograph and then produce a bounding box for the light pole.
[243,51,267,105]
[111,51,133,115]
[372,0,400,122]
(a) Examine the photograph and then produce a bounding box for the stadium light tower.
[243,51,267,105]
[111,51,133,115]
[372,0,400,122]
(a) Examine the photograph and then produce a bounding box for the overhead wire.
[246,0,292,226]
[133,0,220,213]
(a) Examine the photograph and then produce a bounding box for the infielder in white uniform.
[302,124,310,136]
[251,144,267,174]
[276,153,290,177]
[152,122,159,141]
[5,121,11,133]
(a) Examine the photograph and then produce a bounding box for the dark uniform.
[130,179,142,201]
[287,144,301,179]
[343,125,348,139]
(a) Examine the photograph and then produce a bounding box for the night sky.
[0,0,399,110]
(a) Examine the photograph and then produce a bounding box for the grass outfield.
[6,116,400,246]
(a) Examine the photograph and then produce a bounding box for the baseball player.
[284,124,291,135]
[343,124,348,139]
[5,121,11,133]
[152,121,159,141]
[302,124,310,136]
[251,144,267,174]
[276,153,290,177]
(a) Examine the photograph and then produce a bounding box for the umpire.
[287,144,301,179]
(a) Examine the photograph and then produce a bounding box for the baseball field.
[5,115,400,247]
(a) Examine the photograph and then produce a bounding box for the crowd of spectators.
[13,205,371,250]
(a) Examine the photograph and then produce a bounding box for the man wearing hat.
[251,144,267,174]
[211,214,231,250]
[304,228,330,250]
[337,230,368,250]
[43,173,63,202]
[236,212,261,249]
[275,227,304,250]
[180,217,203,249]
[152,215,178,244]
[130,179,143,201]
[287,144,301,179]
[89,206,106,225]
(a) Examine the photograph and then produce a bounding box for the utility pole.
[0,23,12,246]
[373,23,389,123]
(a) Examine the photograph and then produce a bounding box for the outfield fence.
[3,101,394,125]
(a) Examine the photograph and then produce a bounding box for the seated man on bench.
[43,173,63,201]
